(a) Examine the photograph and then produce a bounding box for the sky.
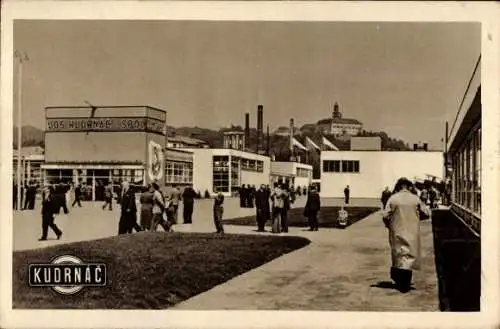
[13,20,480,149]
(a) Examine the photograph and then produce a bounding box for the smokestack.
[266,125,270,156]
[257,105,263,153]
[245,113,250,150]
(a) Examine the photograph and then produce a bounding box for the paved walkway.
[174,212,438,311]
[12,197,438,311]
[12,196,377,251]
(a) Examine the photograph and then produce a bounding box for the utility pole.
[15,50,29,210]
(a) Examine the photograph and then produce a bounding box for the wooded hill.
[14,125,410,179]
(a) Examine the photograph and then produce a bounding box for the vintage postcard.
[1,1,499,328]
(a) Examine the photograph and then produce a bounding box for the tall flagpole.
[15,51,28,210]
[289,118,294,161]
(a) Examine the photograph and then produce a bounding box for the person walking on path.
[255,184,270,232]
[239,184,247,208]
[13,182,18,210]
[247,185,255,208]
[381,186,392,209]
[289,185,296,205]
[151,182,171,232]
[39,186,63,241]
[102,182,114,211]
[24,181,37,210]
[270,183,284,233]
[118,181,138,234]
[419,186,429,206]
[182,185,197,224]
[55,181,70,214]
[72,182,82,207]
[382,177,431,293]
[139,184,154,231]
[281,185,291,233]
[344,185,350,205]
[167,185,181,224]
[213,189,225,233]
[304,186,321,231]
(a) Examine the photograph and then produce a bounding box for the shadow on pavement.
[371,281,416,294]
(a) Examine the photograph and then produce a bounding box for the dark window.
[323,160,341,173]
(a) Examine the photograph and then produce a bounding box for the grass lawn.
[13,232,310,309]
[223,206,380,229]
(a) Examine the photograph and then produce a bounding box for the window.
[213,156,229,192]
[451,124,481,216]
[165,161,193,184]
[323,160,340,172]
[323,160,359,173]
[240,157,264,173]
[231,156,240,187]
[296,168,310,178]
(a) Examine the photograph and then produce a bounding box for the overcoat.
[382,190,431,270]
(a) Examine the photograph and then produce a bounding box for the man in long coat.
[182,185,197,224]
[118,181,137,234]
[255,184,270,232]
[382,177,431,293]
[304,186,321,231]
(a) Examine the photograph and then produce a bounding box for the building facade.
[320,151,444,198]
[185,148,271,196]
[431,56,481,312]
[223,131,245,150]
[270,161,313,189]
[12,146,45,187]
[316,102,363,137]
[41,106,193,200]
[447,59,481,234]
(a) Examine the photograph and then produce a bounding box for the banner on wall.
[148,140,164,182]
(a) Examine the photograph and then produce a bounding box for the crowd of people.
[117,182,199,234]
[380,179,448,210]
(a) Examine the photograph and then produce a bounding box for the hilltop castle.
[316,102,363,138]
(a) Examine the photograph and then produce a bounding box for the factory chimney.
[257,105,263,153]
[245,113,250,150]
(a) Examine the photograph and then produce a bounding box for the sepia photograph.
[1,1,499,329]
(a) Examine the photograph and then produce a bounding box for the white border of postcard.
[1,1,499,328]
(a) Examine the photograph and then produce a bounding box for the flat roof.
[45,105,166,114]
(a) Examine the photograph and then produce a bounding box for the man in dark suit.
[39,186,63,241]
[55,181,69,214]
[239,184,247,208]
[72,181,82,207]
[255,184,270,232]
[344,185,350,205]
[118,181,138,234]
[304,186,321,231]
[182,185,197,224]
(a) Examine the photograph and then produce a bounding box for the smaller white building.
[270,161,313,189]
[185,148,271,196]
[320,151,444,198]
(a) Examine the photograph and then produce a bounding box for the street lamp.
[15,50,29,210]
